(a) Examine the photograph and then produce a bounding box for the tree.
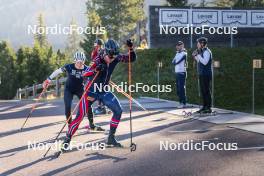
[81,1,105,57]
[213,0,264,7]
[16,47,30,88]
[167,0,187,7]
[234,0,264,7]
[213,0,235,7]
[0,41,17,99]
[55,49,69,67]
[16,43,54,87]
[34,13,48,48]
[81,0,145,52]
[98,0,145,42]
[65,18,82,59]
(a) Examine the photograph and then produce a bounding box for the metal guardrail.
[16,77,67,100]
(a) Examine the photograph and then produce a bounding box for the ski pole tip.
[130,143,137,152]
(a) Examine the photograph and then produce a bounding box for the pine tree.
[16,47,29,88]
[166,0,188,7]
[234,0,264,7]
[55,49,68,67]
[80,1,104,57]
[34,13,48,48]
[65,18,82,59]
[213,0,264,7]
[81,0,145,54]
[0,41,17,99]
[97,0,145,42]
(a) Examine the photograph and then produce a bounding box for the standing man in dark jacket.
[192,37,212,113]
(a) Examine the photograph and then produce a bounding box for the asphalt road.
[0,98,264,176]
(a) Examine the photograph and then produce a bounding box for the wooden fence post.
[56,78,60,97]
[25,86,28,99]
[33,84,36,98]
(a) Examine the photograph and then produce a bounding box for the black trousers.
[199,75,212,109]
[64,88,93,124]
[176,72,187,105]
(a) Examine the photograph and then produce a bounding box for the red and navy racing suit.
[90,47,105,109]
[67,49,137,137]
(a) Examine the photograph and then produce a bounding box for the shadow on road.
[0,100,147,120]
[42,152,127,176]
[0,117,194,175]
[0,120,65,139]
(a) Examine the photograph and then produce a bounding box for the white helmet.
[73,51,86,62]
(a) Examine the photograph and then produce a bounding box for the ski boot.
[61,134,71,152]
[196,107,206,114]
[106,129,122,147]
[201,108,212,114]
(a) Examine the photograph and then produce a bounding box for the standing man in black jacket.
[192,37,213,113]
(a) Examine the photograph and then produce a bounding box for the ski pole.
[20,86,47,131]
[109,81,149,112]
[43,71,99,158]
[128,49,136,152]
[196,59,201,109]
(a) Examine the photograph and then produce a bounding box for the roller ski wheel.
[90,125,105,132]
[54,136,71,158]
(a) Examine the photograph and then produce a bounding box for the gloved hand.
[126,39,133,48]
[197,49,202,54]
[95,64,104,72]
[192,49,198,57]
[42,79,51,89]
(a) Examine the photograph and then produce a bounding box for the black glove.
[96,64,104,72]
[192,50,198,57]
[126,39,133,48]
[197,49,202,54]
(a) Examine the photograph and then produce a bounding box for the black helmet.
[197,37,208,46]
[104,39,119,56]
[176,41,184,46]
[94,38,104,46]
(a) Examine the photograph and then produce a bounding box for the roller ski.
[181,107,202,118]
[176,104,194,109]
[85,124,105,132]
[198,110,234,117]
[54,135,71,158]
[183,108,234,118]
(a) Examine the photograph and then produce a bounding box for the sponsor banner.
[251,11,264,25]
[222,11,247,25]
[159,8,264,27]
[192,10,218,25]
[160,9,188,25]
